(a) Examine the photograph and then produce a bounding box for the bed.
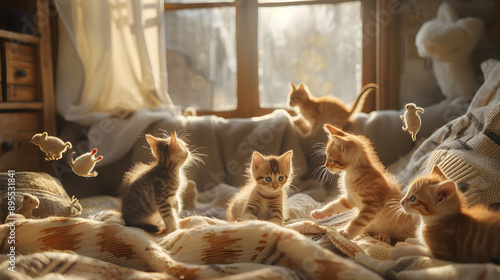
[1,59,499,279]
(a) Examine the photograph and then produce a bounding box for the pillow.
[0,172,82,223]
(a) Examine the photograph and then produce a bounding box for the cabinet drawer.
[6,60,36,85]
[0,113,42,171]
[5,42,36,62]
[0,112,41,134]
[0,144,42,171]
[6,85,37,101]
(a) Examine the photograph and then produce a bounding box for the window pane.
[164,8,237,111]
[259,0,315,3]
[258,2,362,108]
[165,0,234,3]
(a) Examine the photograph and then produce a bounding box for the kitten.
[120,132,193,234]
[288,82,377,136]
[310,124,416,243]
[391,165,500,264]
[226,150,293,226]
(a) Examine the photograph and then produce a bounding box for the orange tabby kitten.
[310,124,416,243]
[288,82,377,136]
[227,151,293,226]
[391,165,500,264]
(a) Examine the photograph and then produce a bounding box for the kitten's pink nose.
[272,184,278,189]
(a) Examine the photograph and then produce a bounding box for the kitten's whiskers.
[288,184,300,195]
[311,142,327,161]
[312,165,334,188]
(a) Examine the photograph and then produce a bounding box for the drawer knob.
[16,69,27,77]
[1,140,14,152]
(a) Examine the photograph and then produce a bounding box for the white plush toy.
[415,2,484,99]
[69,148,103,177]
[400,103,424,141]
[31,132,72,161]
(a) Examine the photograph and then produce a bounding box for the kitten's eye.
[328,159,333,164]
[278,176,284,182]
[265,177,272,182]
[410,195,416,202]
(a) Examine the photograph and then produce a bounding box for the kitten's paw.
[403,238,421,246]
[395,241,409,248]
[395,238,421,248]
[165,225,179,235]
[390,245,432,259]
[310,210,329,219]
[390,246,412,260]
[338,229,351,240]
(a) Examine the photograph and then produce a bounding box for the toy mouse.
[17,193,40,219]
[400,103,424,141]
[69,148,103,177]
[31,132,72,161]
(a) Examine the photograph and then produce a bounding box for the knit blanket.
[3,58,500,279]
[1,105,500,279]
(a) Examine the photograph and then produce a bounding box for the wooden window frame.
[164,0,400,118]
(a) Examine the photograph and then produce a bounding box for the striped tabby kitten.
[288,82,376,136]
[121,132,192,234]
[311,124,416,243]
[227,151,293,225]
[392,165,500,264]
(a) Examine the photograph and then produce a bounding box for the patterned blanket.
[2,60,500,279]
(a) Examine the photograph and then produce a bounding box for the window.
[258,2,362,108]
[164,0,398,117]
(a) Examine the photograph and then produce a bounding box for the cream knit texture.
[400,104,500,208]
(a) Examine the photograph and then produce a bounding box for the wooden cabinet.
[0,0,56,171]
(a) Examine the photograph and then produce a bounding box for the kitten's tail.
[349,83,378,115]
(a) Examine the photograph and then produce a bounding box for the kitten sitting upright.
[288,82,376,137]
[310,124,416,243]
[120,132,193,234]
[227,150,293,226]
[391,165,500,264]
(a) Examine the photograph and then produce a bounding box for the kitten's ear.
[169,132,180,152]
[298,83,305,91]
[279,150,293,170]
[323,124,346,137]
[437,2,458,22]
[145,134,159,155]
[290,82,296,90]
[435,181,456,205]
[252,152,266,170]
[431,165,446,179]
[333,136,349,153]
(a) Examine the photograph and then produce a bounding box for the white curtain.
[54,0,176,165]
